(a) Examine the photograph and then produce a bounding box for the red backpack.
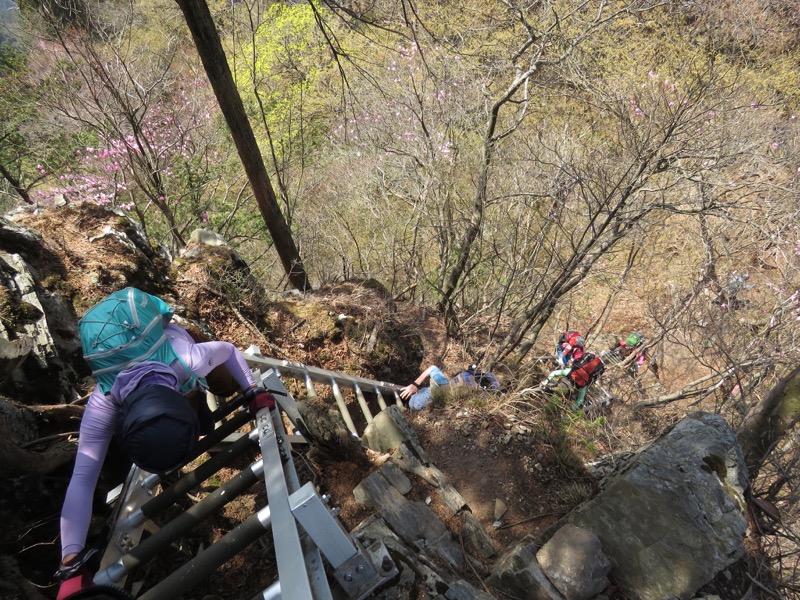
[569,353,604,387]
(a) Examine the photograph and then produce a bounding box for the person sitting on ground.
[556,330,585,368]
[399,363,500,410]
[56,288,275,600]
[542,351,605,410]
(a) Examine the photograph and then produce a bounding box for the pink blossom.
[770,142,779,150]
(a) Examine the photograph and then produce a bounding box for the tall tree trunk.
[737,364,800,478]
[174,0,311,292]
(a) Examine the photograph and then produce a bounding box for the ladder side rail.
[243,353,402,397]
[260,368,397,599]
[257,370,303,493]
[256,405,316,600]
[259,369,333,600]
[251,581,281,600]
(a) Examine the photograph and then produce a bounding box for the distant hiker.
[56,288,274,599]
[400,363,500,410]
[718,272,754,310]
[609,331,658,378]
[542,351,605,409]
[556,330,585,368]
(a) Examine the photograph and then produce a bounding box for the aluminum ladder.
[92,349,405,599]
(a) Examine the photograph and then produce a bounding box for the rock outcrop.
[488,412,748,600]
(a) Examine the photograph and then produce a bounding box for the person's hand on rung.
[247,388,276,416]
[400,382,420,400]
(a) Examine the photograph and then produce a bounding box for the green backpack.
[79,288,200,394]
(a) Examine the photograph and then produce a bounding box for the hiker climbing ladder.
[91,352,404,600]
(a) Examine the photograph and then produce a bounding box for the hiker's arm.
[182,340,256,391]
[400,365,441,399]
[60,387,116,561]
[417,365,441,384]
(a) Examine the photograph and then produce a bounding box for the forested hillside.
[1,0,800,596]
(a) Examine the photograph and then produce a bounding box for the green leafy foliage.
[233,2,334,162]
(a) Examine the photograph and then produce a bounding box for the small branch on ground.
[25,404,85,421]
[498,511,564,530]
[20,432,78,449]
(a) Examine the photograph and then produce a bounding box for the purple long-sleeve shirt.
[60,324,255,559]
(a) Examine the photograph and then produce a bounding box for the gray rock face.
[0,205,177,405]
[563,412,747,600]
[361,405,430,462]
[353,470,465,570]
[536,525,611,600]
[0,336,33,384]
[188,229,230,247]
[0,251,75,403]
[487,536,565,600]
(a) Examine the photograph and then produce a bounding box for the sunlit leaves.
[233,2,333,156]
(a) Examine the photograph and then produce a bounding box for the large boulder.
[488,413,747,600]
[561,411,747,599]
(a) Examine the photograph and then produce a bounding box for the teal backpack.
[79,288,200,395]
